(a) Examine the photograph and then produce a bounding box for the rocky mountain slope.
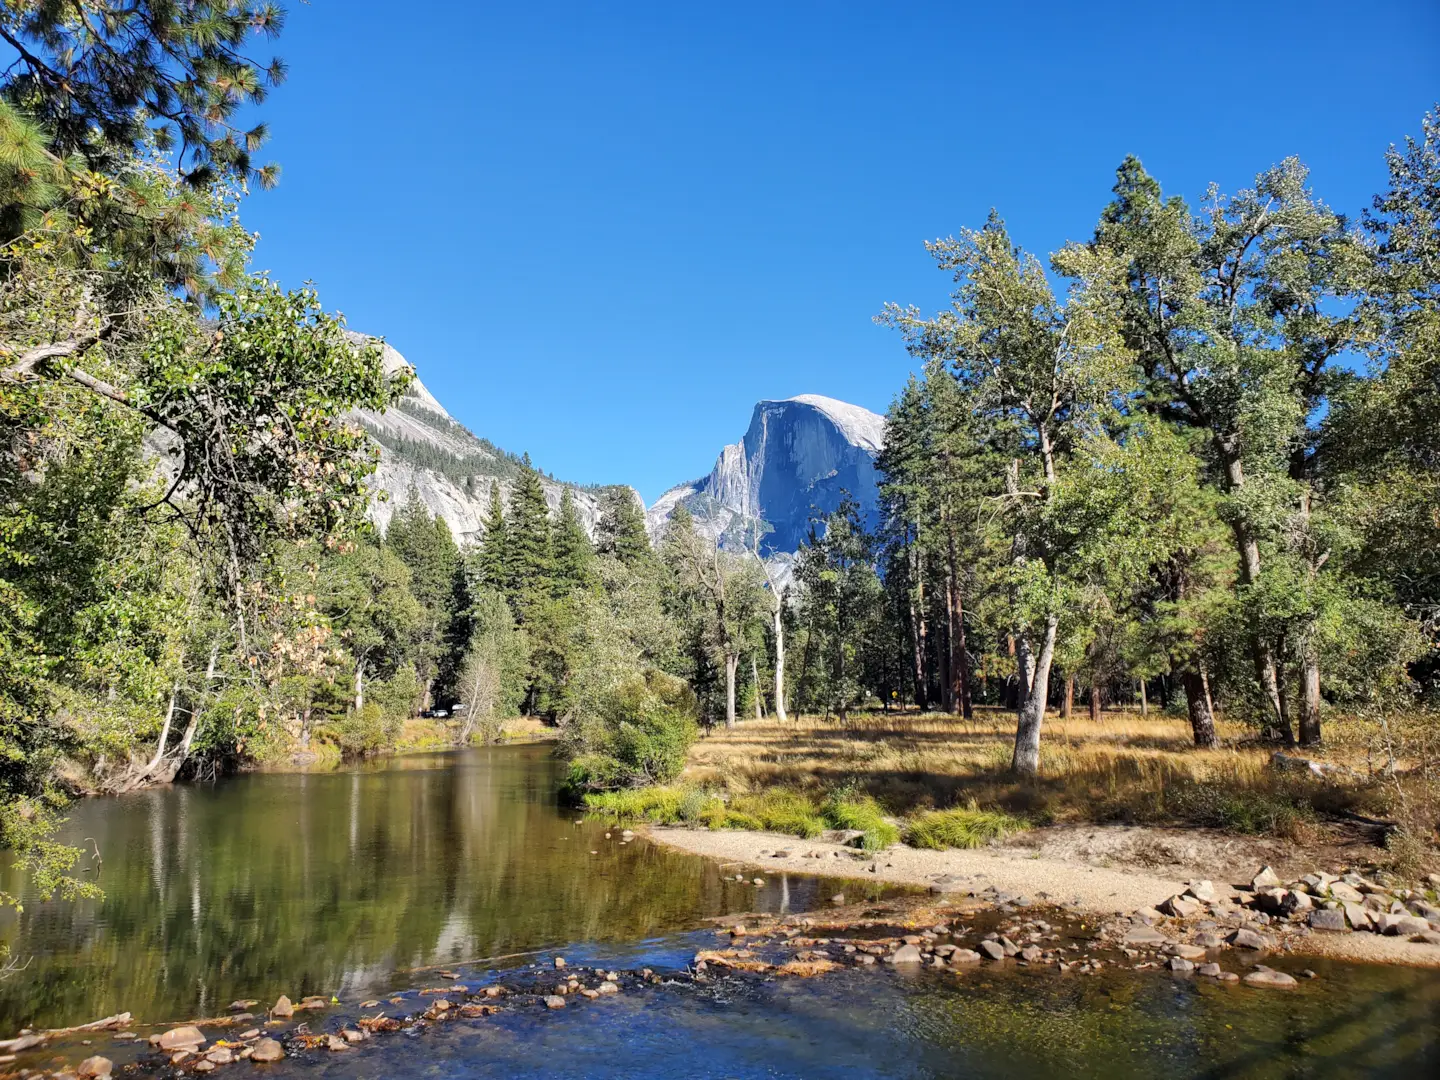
[349,335,628,543]
[645,395,885,556]
[353,337,886,559]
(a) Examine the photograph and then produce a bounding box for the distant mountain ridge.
[645,394,885,557]
[352,336,886,558]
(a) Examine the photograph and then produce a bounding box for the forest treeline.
[0,4,1436,901]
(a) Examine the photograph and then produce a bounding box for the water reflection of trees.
[0,748,767,1027]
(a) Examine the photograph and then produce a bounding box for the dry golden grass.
[681,707,1412,836]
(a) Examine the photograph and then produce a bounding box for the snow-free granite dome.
[645,394,885,556]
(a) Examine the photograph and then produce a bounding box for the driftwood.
[0,1011,133,1051]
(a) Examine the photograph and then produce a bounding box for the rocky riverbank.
[647,825,1440,967]
[8,885,1429,1079]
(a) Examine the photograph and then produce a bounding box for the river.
[1,745,1438,1077]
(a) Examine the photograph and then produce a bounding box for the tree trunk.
[752,655,764,720]
[938,612,955,714]
[143,685,178,777]
[908,600,927,711]
[1061,674,1074,719]
[1088,679,1100,722]
[945,545,972,718]
[1221,445,1288,741]
[1139,679,1148,718]
[724,650,738,729]
[1274,645,1293,746]
[1014,633,1035,716]
[1182,665,1219,748]
[772,602,787,722]
[1299,634,1322,747]
[1011,614,1058,776]
[354,657,366,715]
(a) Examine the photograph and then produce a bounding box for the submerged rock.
[157,1026,205,1051]
[1243,968,1298,989]
[77,1056,113,1079]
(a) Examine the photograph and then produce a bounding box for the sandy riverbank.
[647,825,1440,968]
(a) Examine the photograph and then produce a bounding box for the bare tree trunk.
[1011,614,1058,776]
[772,602,787,722]
[1061,674,1074,719]
[1274,644,1293,746]
[1088,678,1101,722]
[1139,679,1148,717]
[354,657,366,714]
[143,685,178,776]
[724,651,738,729]
[1299,635,1322,747]
[1014,633,1035,716]
[752,655,764,720]
[945,546,972,718]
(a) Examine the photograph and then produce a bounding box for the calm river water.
[1,745,1438,1078]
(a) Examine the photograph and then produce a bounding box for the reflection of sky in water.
[0,746,890,1028]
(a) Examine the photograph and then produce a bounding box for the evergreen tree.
[503,456,554,624]
[595,488,652,565]
[552,489,598,593]
[384,492,460,711]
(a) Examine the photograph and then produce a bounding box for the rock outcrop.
[346,334,640,544]
[646,395,885,557]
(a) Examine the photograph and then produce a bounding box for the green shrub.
[582,786,685,822]
[1167,783,1316,838]
[905,804,1026,850]
[561,669,698,793]
[727,790,827,838]
[823,792,900,850]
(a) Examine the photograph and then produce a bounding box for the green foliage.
[905,804,1027,850]
[562,669,698,792]
[1166,783,1317,838]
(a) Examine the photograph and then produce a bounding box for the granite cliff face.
[353,337,885,558]
[348,335,629,543]
[645,395,885,556]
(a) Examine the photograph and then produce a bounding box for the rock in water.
[250,1038,284,1063]
[1243,968,1298,989]
[270,995,294,1018]
[77,1057,113,1079]
[977,940,1007,961]
[157,1026,205,1051]
[890,944,923,964]
[544,995,567,1009]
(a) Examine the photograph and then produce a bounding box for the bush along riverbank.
[7,886,1434,1079]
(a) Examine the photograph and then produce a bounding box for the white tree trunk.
[725,651,739,729]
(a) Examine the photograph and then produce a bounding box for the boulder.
[157,1027,205,1052]
[77,1057,113,1079]
[1243,968,1298,989]
[1251,866,1281,890]
[1278,891,1313,917]
[1308,908,1347,932]
[1020,946,1044,962]
[1408,901,1440,922]
[544,995,566,1009]
[270,995,294,1019]
[597,981,619,994]
[1123,925,1169,946]
[1229,928,1270,950]
[250,1038,284,1063]
[1192,932,1225,949]
[949,949,982,965]
[205,1047,233,1064]
[1328,882,1364,904]
[1386,916,1433,937]
[1186,880,1218,902]
[1161,895,1201,918]
[1342,902,1372,930]
[1167,956,1195,973]
[1164,943,1208,960]
[1197,963,1223,977]
[977,940,1007,961]
[890,944,923,964]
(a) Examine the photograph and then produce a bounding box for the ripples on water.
[1,745,1438,1078]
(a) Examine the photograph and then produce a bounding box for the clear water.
[2,745,1438,1078]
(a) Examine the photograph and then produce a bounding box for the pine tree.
[384,491,460,711]
[595,488,652,565]
[552,490,597,593]
[473,481,508,591]
[503,455,554,624]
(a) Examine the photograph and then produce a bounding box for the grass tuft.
[905,803,1027,850]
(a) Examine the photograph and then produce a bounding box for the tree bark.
[354,657,366,715]
[1220,443,1288,741]
[1139,679,1148,718]
[724,650,738,729]
[1088,678,1100,722]
[1011,614,1058,776]
[752,655,764,720]
[1061,674,1074,719]
[772,602,787,722]
[945,542,972,718]
[1182,666,1219,748]
[142,685,178,777]
[1299,634,1322,747]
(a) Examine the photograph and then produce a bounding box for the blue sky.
[243,0,1440,503]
